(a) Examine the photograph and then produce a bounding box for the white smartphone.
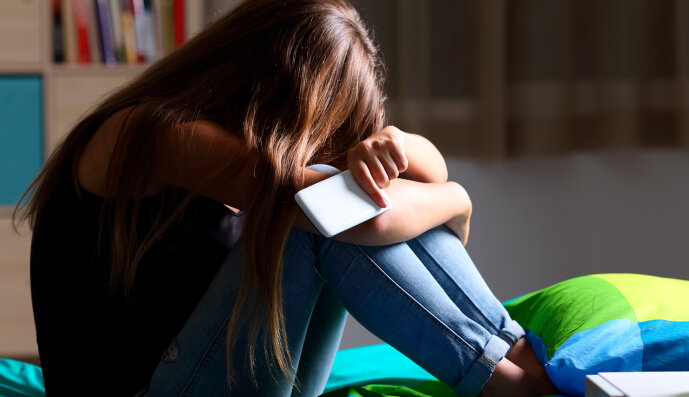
[294,170,391,238]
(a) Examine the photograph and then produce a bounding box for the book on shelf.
[61,0,78,64]
[143,1,158,62]
[52,0,202,67]
[73,0,92,64]
[52,0,65,63]
[131,0,147,63]
[173,0,185,49]
[85,0,103,64]
[120,0,138,64]
[160,0,175,55]
[108,0,126,62]
[95,0,117,65]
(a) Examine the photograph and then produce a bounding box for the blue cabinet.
[0,76,43,206]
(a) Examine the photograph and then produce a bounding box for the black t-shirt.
[30,170,244,396]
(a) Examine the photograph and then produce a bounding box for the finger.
[384,127,408,173]
[379,152,401,183]
[351,161,388,208]
[391,147,408,173]
[365,158,390,189]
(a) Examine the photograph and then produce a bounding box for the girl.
[16,0,556,396]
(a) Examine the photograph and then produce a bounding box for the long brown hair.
[15,0,385,386]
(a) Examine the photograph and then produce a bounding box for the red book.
[73,0,91,64]
[173,0,185,48]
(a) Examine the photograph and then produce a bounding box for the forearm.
[400,132,448,183]
[333,178,469,246]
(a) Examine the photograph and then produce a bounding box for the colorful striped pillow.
[504,273,689,396]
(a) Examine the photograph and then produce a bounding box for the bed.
[3,273,687,397]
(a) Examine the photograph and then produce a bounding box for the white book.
[586,372,689,397]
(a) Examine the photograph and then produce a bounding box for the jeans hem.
[452,335,511,397]
[498,319,525,346]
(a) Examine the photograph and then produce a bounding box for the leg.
[146,231,341,396]
[504,338,557,395]
[408,228,555,387]
[406,227,556,394]
[316,232,517,396]
[405,226,524,346]
[480,359,545,397]
[290,286,348,397]
[147,227,540,396]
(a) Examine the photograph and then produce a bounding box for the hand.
[445,183,472,245]
[348,126,409,208]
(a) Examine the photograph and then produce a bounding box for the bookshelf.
[0,0,239,361]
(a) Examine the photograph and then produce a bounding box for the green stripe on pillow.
[504,275,636,358]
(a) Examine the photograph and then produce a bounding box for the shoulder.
[76,108,135,197]
[77,106,254,208]
[150,118,255,209]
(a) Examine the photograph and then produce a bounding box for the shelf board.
[0,63,46,75]
[50,63,148,77]
[0,207,17,219]
[0,63,149,77]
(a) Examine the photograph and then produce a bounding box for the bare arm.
[343,125,471,245]
[82,114,468,245]
[150,120,261,211]
[347,126,448,208]
[399,131,448,183]
[147,120,469,245]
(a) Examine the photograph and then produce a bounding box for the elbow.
[438,164,449,183]
[354,211,389,239]
[434,154,449,182]
[341,211,398,246]
[360,210,416,246]
[366,211,390,236]
[421,166,448,184]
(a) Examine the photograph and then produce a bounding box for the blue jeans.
[143,226,524,397]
